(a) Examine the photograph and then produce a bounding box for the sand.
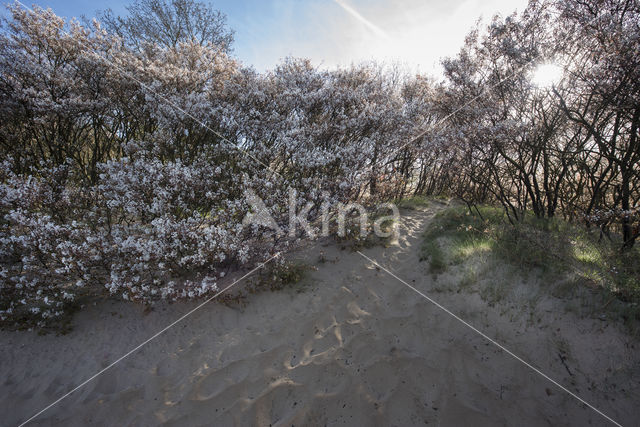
[2,205,639,426]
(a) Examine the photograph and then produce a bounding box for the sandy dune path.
[2,206,639,426]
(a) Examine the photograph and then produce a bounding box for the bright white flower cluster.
[0,155,260,327]
[585,208,640,224]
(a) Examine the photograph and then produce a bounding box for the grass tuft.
[252,261,309,292]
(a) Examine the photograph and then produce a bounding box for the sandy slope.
[2,205,639,426]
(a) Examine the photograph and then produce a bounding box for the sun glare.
[532,63,563,88]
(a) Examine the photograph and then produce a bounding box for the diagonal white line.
[13,0,283,181]
[10,2,617,426]
[382,71,519,163]
[8,3,287,425]
[18,252,281,427]
[356,250,623,427]
[378,8,603,170]
[334,0,390,40]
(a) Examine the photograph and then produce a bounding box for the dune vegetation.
[0,0,638,332]
[420,203,640,332]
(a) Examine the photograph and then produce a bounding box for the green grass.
[420,239,446,273]
[420,206,501,273]
[451,237,493,263]
[396,196,431,210]
[419,205,640,332]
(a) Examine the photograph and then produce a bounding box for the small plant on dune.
[458,265,479,291]
[420,239,447,273]
[251,261,309,292]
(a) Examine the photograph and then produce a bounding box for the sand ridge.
[1,205,639,426]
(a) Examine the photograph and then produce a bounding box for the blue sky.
[8,0,528,75]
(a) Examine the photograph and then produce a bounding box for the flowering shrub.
[0,153,263,328]
[96,150,250,302]
[1,2,639,329]
[0,165,98,327]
